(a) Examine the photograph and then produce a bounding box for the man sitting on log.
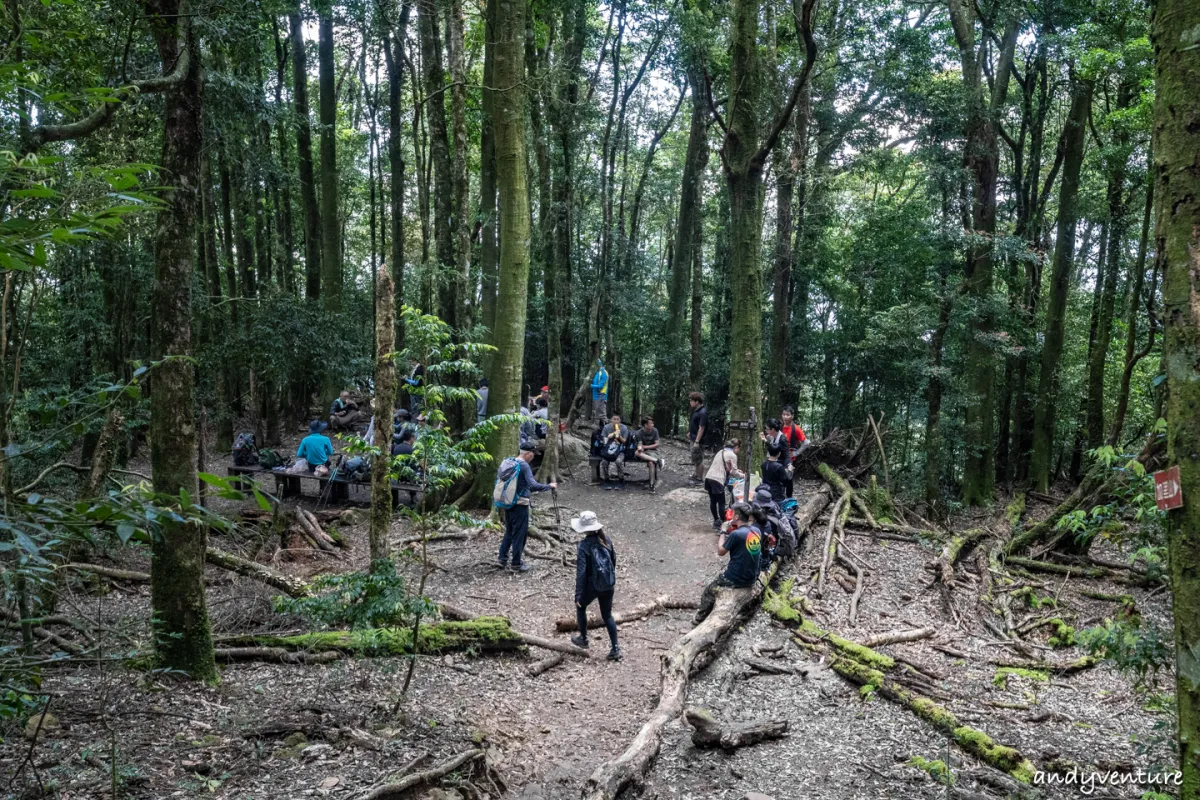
[693,502,762,625]
[329,390,363,432]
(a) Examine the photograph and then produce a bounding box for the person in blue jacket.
[296,420,333,472]
[591,360,609,423]
[497,442,558,572]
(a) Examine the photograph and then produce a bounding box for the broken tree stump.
[685,706,789,750]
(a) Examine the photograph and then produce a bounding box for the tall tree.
[143,0,218,682]
[383,3,411,346]
[1029,74,1092,492]
[370,263,396,562]
[718,0,815,474]
[945,0,1019,505]
[418,0,454,323]
[290,8,322,300]
[470,0,529,501]
[447,0,471,327]
[318,10,341,310]
[1152,0,1200,791]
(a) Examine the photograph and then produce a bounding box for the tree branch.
[750,0,818,170]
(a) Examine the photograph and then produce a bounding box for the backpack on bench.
[232,433,259,466]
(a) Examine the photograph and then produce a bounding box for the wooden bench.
[588,454,658,488]
[226,465,422,508]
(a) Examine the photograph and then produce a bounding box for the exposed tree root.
[360,748,485,799]
[818,462,878,528]
[553,594,699,633]
[580,489,833,800]
[1004,556,1158,584]
[766,585,1036,783]
[685,706,788,749]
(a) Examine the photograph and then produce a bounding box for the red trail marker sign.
[1153,465,1183,512]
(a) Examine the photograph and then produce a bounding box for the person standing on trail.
[761,443,790,502]
[496,442,557,572]
[591,360,609,423]
[703,439,744,530]
[687,392,708,483]
[570,511,622,662]
[693,502,762,625]
[780,405,809,498]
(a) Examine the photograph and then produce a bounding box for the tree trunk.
[143,0,217,683]
[384,8,410,348]
[1029,75,1091,492]
[273,18,296,293]
[1108,181,1155,447]
[418,0,454,322]
[318,12,341,311]
[478,0,498,347]
[289,9,322,300]
[1152,2,1200,791]
[468,0,529,503]
[924,274,952,508]
[371,265,396,562]
[448,0,471,329]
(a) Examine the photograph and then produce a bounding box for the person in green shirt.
[296,420,334,471]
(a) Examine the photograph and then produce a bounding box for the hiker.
[391,427,416,457]
[687,392,708,483]
[753,485,798,559]
[519,403,548,452]
[329,391,362,431]
[495,442,557,572]
[761,418,789,465]
[600,413,630,487]
[761,443,790,501]
[537,384,550,408]
[591,360,609,423]
[570,511,622,661]
[693,502,762,625]
[533,395,550,423]
[632,416,664,491]
[293,420,334,477]
[780,406,809,498]
[703,438,744,530]
[476,378,489,425]
[405,361,425,416]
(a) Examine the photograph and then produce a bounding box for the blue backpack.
[492,458,522,509]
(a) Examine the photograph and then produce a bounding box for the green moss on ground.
[236,617,520,656]
[908,756,953,785]
[1044,618,1075,647]
[992,667,1050,690]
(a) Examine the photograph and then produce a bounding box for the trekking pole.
[317,455,341,510]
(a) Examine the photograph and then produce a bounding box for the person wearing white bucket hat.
[570,511,622,661]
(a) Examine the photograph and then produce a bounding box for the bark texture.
[290,9,321,300]
[371,265,397,562]
[318,12,340,310]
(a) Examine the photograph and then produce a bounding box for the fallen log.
[935,528,990,584]
[743,657,803,676]
[205,546,311,598]
[513,631,589,657]
[685,706,788,750]
[836,541,864,625]
[581,489,833,800]
[60,562,150,582]
[360,748,485,800]
[765,585,1036,783]
[1004,555,1151,582]
[214,647,342,664]
[816,494,849,596]
[216,618,525,656]
[0,607,85,655]
[553,594,699,633]
[987,655,1096,674]
[862,628,936,648]
[527,653,565,677]
[818,462,878,528]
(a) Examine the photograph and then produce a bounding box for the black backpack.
[588,539,616,592]
[601,438,622,462]
[232,433,258,466]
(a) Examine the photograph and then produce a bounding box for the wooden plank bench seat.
[226,465,422,507]
[587,454,658,488]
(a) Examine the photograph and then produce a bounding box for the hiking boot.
[607,646,623,662]
[712,520,722,531]
[512,562,531,573]
[571,634,589,649]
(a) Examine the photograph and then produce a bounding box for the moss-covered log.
[817,462,877,527]
[217,617,523,656]
[205,546,310,598]
[935,528,989,584]
[765,585,1036,782]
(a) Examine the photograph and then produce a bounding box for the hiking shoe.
[571,634,589,649]
[512,562,531,573]
[712,520,722,531]
[607,646,623,662]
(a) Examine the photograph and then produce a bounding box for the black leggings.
[577,590,618,647]
[705,478,726,524]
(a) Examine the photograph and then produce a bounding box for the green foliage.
[1079,617,1173,690]
[274,559,432,630]
[908,756,953,786]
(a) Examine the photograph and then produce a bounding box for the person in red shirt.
[780,405,809,498]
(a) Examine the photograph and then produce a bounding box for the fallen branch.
[214,647,342,664]
[936,528,990,584]
[685,706,788,750]
[527,653,565,677]
[862,628,936,648]
[816,494,849,597]
[0,608,84,655]
[818,462,878,528]
[581,490,833,800]
[60,563,150,582]
[359,748,485,800]
[205,546,311,598]
[987,655,1096,674]
[514,631,589,657]
[743,657,804,676]
[553,594,700,633]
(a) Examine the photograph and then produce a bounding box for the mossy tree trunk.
[469,0,529,504]
[1107,181,1155,447]
[289,8,322,301]
[144,0,218,683]
[946,1,1018,506]
[383,8,410,348]
[1151,0,1200,791]
[370,265,396,563]
[418,0,454,325]
[448,0,470,329]
[477,0,497,353]
[1029,75,1091,492]
[317,11,340,312]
